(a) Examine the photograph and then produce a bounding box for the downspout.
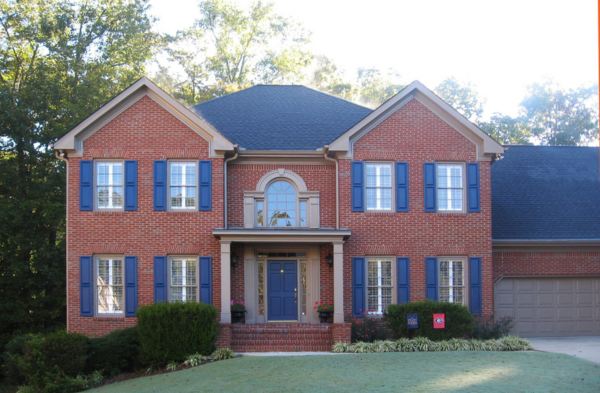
[54,147,69,331]
[323,146,339,230]
[223,145,239,229]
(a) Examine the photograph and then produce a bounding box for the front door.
[267,261,298,321]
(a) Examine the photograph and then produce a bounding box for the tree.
[158,0,312,105]
[520,80,599,145]
[0,0,156,346]
[308,55,357,101]
[356,68,404,107]
[435,77,485,122]
[479,114,532,145]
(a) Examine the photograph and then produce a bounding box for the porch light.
[326,253,333,269]
[231,254,239,269]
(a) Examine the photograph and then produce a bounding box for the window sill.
[92,315,127,320]
[364,212,395,216]
[167,210,199,215]
[93,210,125,215]
[436,212,468,217]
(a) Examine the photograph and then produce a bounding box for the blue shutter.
[154,256,167,303]
[153,161,167,211]
[80,256,93,316]
[124,161,138,211]
[80,161,93,211]
[198,161,212,211]
[351,162,365,212]
[423,163,436,212]
[425,257,438,301]
[353,257,366,317]
[396,162,409,212]
[125,256,138,316]
[397,257,410,303]
[467,163,481,212]
[469,257,482,315]
[199,257,212,304]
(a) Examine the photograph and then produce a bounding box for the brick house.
[53,77,599,350]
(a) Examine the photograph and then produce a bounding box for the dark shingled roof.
[492,146,600,240]
[190,85,372,150]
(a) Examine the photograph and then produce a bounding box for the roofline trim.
[54,77,235,157]
[328,80,505,160]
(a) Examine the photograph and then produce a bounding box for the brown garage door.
[495,277,600,337]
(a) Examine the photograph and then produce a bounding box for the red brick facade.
[339,99,493,316]
[67,96,224,336]
[63,87,512,348]
[493,251,600,282]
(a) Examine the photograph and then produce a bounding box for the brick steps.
[231,323,333,352]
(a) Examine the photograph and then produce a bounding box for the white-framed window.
[367,257,393,314]
[169,162,197,210]
[169,256,198,302]
[257,180,308,227]
[438,257,465,305]
[437,164,464,211]
[96,256,124,314]
[366,163,392,211]
[96,161,123,210]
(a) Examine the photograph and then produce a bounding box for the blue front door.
[268,261,298,321]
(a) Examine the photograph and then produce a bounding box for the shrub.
[383,301,475,341]
[471,314,514,340]
[85,327,139,376]
[2,334,36,385]
[136,302,219,367]
[210,348,236,361]
[347,311,389,343]
[332,337,532,353]
[184,353,207,367]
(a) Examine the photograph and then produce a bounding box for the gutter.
[54,147,69,332]
[323,146,339,230]
[492,238,600,251]
[223,145,239,229]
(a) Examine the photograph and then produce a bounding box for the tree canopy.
[0,0,156,346]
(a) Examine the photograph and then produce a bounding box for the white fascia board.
[53,77,234,157]
[328,81,505,160]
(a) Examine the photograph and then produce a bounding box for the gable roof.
[53,77,234,157]
[190,85,372,151]
[492,146,600,240]
[329,81,505,160]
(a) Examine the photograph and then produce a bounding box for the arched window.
[263,181,298,227]
[245,169,318,229]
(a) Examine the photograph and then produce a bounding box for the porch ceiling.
[212,229,351,243]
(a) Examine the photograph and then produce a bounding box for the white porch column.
[220,240,232,323]
[333,240,345,324]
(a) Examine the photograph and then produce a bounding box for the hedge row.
[332,337,533,353]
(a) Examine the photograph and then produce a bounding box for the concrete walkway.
[527,336,600,365]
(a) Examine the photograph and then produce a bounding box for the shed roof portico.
[214,229,350,324]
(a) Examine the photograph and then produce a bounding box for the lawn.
[89,351,600,393]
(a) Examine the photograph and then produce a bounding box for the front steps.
[231,323,334,352]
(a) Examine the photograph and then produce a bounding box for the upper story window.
[96,162,123,210]
[257,180,307,227]
[366,163,392,211]
[245,169,319,229]
[437,164,463,211]
[169,162,197,210]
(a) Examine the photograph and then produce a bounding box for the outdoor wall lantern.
[326,253,333,269]
[231,254,239,269]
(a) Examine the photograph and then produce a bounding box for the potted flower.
[314,300,334,324]
[231,300,246,324]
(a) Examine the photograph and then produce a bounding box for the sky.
[148,0,599,120]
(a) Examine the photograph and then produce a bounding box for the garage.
[495,277,600,337]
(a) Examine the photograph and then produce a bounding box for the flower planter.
[318,310,333,324]
[232,310,246,324]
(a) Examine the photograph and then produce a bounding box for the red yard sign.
[433,313,445,329]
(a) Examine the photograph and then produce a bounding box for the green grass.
[89,352,600,393]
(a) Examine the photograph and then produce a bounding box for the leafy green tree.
[159,0,312,105]
[0,0,156,346]
[435,77,485,122]
[308,55,357,101]
[356,68,404,107]
[479,114,532,145]
[520,80,599,145]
